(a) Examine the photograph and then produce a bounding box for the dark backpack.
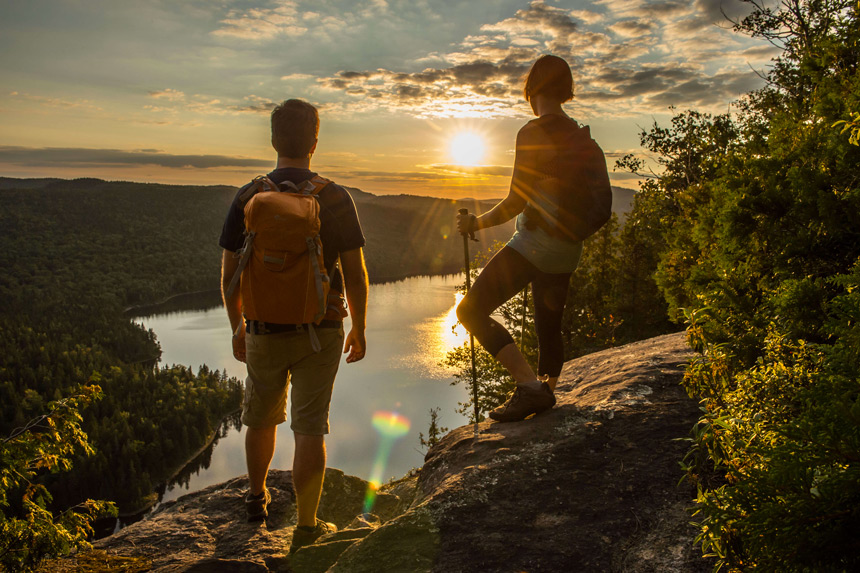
[523,122,612,242]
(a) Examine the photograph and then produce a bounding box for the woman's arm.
[457,125,535,235]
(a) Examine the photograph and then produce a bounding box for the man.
[219,99,368,553]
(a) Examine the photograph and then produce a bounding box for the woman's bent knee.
[456,298,477,331]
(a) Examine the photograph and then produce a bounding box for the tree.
[0,385,116,572]
[418,407,449,451]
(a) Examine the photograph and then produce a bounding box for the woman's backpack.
[523,122,613,243]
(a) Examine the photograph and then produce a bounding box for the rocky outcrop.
[91,332,710,572]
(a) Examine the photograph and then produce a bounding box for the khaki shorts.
[241,325,344,434]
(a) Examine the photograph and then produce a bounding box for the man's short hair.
[523,55,574,103]
[271,99,319,159]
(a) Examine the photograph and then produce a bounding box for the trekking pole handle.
[458,208,477,242]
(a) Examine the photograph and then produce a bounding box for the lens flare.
[364,411,411,514]
[372,411,411,438]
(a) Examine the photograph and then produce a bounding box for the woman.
[456,54,609,422]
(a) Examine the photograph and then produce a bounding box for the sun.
[449,132,486,166]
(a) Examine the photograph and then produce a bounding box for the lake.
[134,274,472,505]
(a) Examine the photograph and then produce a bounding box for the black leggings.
[456,246,571,378]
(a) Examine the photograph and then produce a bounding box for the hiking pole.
[519,289,528,351]
[458,208,480,423]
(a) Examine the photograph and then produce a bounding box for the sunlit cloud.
[280,73,315,81]
[212,2,306,39]
[143,92,277,116]
[8,91,103,112]
[148,89,186,101]
[426,164,512,177]
[314,0,773,119]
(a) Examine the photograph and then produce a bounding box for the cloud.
[609,19,657,37]
[0,146,269,170]
[148,88,186,101]
[309,0,772,119]
[281,73,315,81]
[8,91,103,112]
[212,2,306,40]
[425,164,513,177]
[142,91,278,116]
[326,169,462,183]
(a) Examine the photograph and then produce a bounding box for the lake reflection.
[135,274,470,503]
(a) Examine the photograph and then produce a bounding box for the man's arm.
[221,249,246,362]
[339,247,368,363]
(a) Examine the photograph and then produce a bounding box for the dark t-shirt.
[219,167,366,293]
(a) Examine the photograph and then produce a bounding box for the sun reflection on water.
[397,291,467,379]
[439,291,467,351]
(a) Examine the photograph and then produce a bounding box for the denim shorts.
[241,324,344,434]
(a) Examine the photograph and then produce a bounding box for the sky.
[0,0,780,199]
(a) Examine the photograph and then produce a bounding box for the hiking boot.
[489,382,556,422]
[290,518,338,553]
[245,488,271,522]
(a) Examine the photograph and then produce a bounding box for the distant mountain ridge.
[0,176,636,284]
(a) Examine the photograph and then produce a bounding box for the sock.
[517,380,542,391]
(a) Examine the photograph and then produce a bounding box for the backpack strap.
[300,175,332,196]
[237,175,280,206]
[225,231,256,297]
[239,174,332,202]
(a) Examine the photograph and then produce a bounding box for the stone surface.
[88,332,711,572]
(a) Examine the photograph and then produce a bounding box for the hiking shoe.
[290,518,337,553]
[489,382,556,422]
[245,488,271,522]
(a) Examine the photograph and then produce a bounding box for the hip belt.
[246,319,342,335]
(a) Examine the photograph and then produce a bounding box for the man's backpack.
[523,122,613,243]
[225,175,332,329]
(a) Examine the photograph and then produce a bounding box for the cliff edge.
[84,331,708,572]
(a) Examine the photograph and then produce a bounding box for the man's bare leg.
[293,432,326,527]
[246,425,276,495]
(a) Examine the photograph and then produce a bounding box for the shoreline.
[117,408,241,518]
[125,271,466,318]
[123,289,222,316]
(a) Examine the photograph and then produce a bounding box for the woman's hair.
[271,99,319,158]
[523,55,574,103]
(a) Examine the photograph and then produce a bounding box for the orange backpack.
[225,175,332,330]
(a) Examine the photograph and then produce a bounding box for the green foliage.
[631,1,860,569]
[833,111,860,146]
[0,386,117,572]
